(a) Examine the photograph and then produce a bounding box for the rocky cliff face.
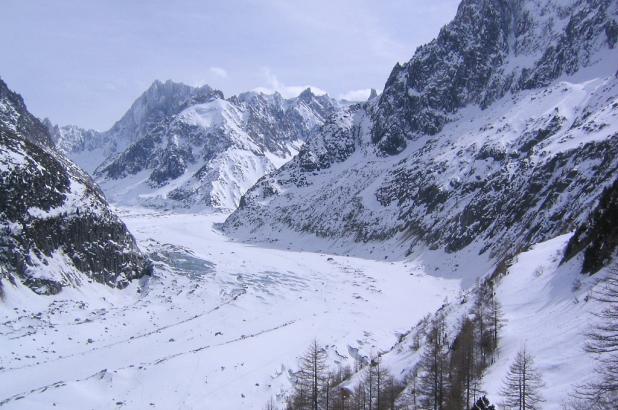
[224,0,618,262]
[372,0,617,154]
[46,80,224,173]
[0,79,151,295]
[563,177,618,273]
[48,82,344,210]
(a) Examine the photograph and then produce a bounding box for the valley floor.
[0,208,461,409]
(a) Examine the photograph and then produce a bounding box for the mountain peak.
[106,79,223,145]
[372,0,617,154]
[0,77,54,147]
[298,87,316,101]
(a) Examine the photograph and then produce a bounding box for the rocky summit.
[1,1,618,409]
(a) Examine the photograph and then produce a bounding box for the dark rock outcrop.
[563,178,618,274]
[0,78,53,147]
[371,0,617,155]
[0,80,151,295]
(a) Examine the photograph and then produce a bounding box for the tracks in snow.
[0,318,296,406]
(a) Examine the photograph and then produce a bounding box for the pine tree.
[473,288,489,368]
[575,265,618,407]
[488,286,505,357]
[418,313,450,410]
[362,354,391,410]
[500,346,545,410]
[264,397,277,410]
[401,367,420,410]
[292,340,328,410]
[447,317,477,410]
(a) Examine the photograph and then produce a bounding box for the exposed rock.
[563,177,618,273]
[372,0,617,155]
[47,83,345,210]
[0,80,151,295]
[0,78,53,147]
[224,0,618,263]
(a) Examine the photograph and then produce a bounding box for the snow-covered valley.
[1,208,612,409]
[0,208,462,409]
[2,0,617,408]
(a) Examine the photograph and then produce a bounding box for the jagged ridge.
[224,0,618,263]
[48,82,345,210]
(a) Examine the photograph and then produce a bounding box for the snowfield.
[0,208,611,409]
[0,208,462,409]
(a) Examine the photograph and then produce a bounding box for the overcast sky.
[1,0,459,130]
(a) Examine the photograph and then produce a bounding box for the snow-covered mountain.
[225,0,618,266]
[0,78,151,295]
[48,81,345,210]
[2,0,617,408]
[46,80,224,173]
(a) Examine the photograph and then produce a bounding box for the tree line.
[400,281,505,410]
[272,279,550,410]
[565,265,618,409]
[280,339,405,410]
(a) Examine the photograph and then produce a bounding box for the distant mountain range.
[3,0,617,292]
[46,81,350,210]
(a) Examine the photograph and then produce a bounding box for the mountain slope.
[46,80,224,174]
[0,78,151,295]
[341,233,611,410]
[224,0,618,264]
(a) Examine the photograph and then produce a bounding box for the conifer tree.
[447,317,476,410]
[418,314,450,410]
[500,346,545,410]
[292,340,328,410]
[574,265,618,407]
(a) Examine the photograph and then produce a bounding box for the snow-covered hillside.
[343,233,615,409]
[1,209,614,409]
[2,0,617,408]
[48,82,345,211]
[215,2,618,405]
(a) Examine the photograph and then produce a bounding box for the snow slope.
[96,97,306,210]
[2,1,616,408]
[2,210,611,409]
[0,79,150,295]
[225,0,618,260]
[361,233,614,410]
[0,208,462,409]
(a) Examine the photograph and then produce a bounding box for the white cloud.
[339,88,373,101]
[209,66,228,78]
[254,68,327,98]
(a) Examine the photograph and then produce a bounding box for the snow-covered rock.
[224,0,618,263]
[48,81,344,210]
[1,77,53,148]
[0,78,151,295]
